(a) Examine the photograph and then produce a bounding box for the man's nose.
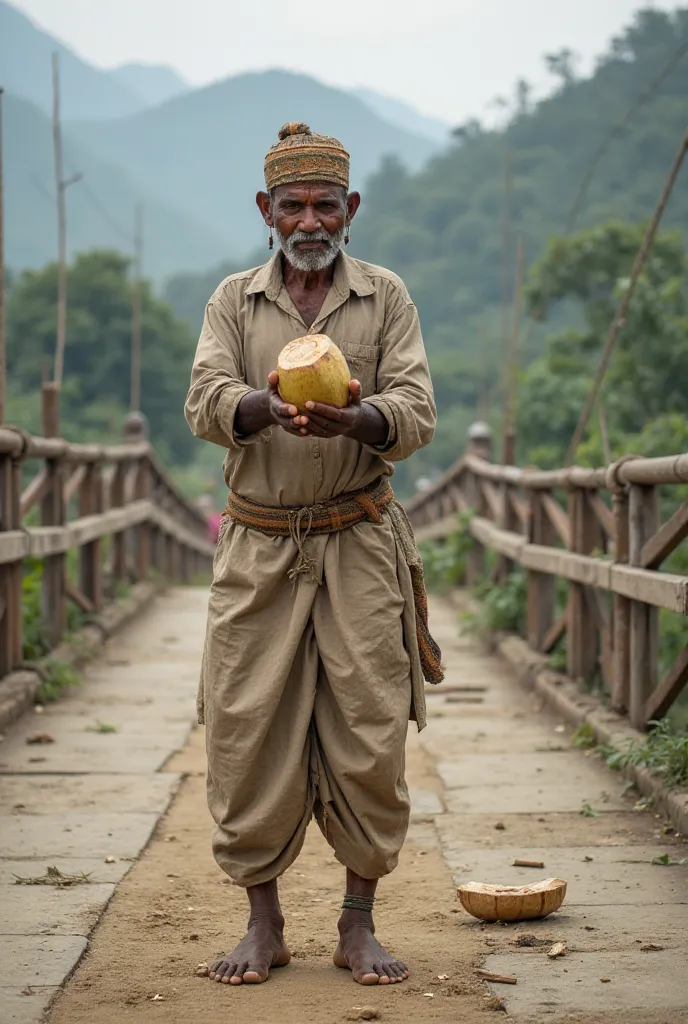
[298,206,321,232]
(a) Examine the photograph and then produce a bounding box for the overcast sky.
[10,0,673,122]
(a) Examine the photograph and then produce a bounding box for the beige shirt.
[185,251,436,505]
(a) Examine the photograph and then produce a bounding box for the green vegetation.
[598,719,688,788]
[6,250,199,468]
[347,8,688,493]
[36,659,82,704]
[87,721,118,734]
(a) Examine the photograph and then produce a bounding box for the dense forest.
[5,7,688,506]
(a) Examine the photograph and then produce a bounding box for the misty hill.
[351,88,451,143]
[346,6,688,489]
[108,63,189,106]
[4,92,229,278]
[0,0,144,119]
[67,69,441,256]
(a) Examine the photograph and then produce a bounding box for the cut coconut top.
[459,878,566,896]
[279,334,335,369]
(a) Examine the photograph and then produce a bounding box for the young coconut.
[277,334,351,413]
[458,877,567,923]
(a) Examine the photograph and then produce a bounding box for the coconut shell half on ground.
[277,334,351,413]
[458,878,567,923]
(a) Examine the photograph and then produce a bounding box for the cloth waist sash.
[224,478,444,685]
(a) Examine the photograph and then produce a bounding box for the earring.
[344,225,350,246]
[268,228,274,250]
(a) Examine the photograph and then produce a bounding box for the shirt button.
[314,450,321,458]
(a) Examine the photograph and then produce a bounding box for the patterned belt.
[223,477,444,685]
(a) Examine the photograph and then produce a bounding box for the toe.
[229,961,248,985]
[357,970,381,986]
[243,969,268,984]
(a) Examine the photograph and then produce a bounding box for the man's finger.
[304,401,346,422]
[348,379,362,403]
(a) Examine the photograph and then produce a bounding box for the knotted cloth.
[264,122,350,191]
[224,478,444,684]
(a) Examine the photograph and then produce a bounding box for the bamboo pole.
[51,52,82,394]
[503,236,525,462]
[565,128,688,466]
[0,88,5,425]
[130,204,143,412]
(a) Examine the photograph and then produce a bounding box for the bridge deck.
[0,590,686,1023]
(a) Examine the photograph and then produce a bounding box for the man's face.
[271,183,348,272]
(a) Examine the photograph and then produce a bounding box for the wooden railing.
[0,413,215,680]
[407,424,688,730]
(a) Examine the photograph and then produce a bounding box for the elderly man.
[185,122,440,988]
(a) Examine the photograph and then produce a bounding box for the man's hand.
[266,371,310,436]
[235,374,389,447]
[234,371,306,438]
[302,380,390,447]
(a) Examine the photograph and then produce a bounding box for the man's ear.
[256,191,272,225]
[346,191,362,224]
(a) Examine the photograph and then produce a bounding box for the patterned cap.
[264,122,350,191]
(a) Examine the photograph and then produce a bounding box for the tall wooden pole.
[503,236,525,465]
[0,88,6,426]
[130,204,143,412]
[46,52,82,436]
[500,147,513,460]
[52,52,67,391]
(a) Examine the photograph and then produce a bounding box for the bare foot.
[334,913,409,985]
[209,914,291,985]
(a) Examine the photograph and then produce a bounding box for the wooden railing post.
[465,422,492,586]
[611,477,631,711]
[567,487,599,686]
[629,484,660,729]
[78,459,103,611]
[124,413,150,583]
[0,448,23,674]
[110,462,127,592]
[41,385,67,646]
[527,492,556,650]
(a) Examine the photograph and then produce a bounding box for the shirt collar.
[245,251,376,300]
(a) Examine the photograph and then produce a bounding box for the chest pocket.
[338,343,380,398]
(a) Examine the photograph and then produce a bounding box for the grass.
[597,719,688,789]
[87,720,118,734]
[36,659,82,703]
[14,866,92,887]
[572,722,596,748]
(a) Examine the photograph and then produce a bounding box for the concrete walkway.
[0,588,206,1024]
[0,589,686,1023]
[425,599,688,1022]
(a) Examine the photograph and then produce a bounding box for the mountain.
[4,93,229,278]
[108,63,189,106]
[67,69,441,256]
[351,88,451,144]
[0,0,143,119]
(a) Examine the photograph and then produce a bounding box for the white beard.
[276,227,345,271]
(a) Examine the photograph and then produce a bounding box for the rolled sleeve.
[362,290,436,462]
[184,289,272,450]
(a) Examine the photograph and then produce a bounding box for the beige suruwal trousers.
[199,515,422,887]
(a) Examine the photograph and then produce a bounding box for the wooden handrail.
[0,417,215,682]
[408,424,688,730]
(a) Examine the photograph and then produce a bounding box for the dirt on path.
[47,726,494,1024]
[44,594,688,1024]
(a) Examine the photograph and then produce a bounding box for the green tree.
[7,249,197,465]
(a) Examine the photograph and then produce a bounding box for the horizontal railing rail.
[0,415,215,681]
[407,424,688,730]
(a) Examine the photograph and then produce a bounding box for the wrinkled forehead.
[272,182,346,204]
